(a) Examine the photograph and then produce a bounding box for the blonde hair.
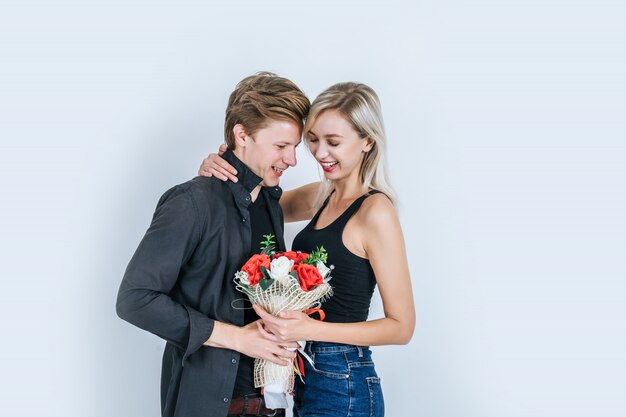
[224,72,310,149]
[303,82,396,208]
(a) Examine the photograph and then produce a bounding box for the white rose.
[316,261,332,280]
[269,256,294,285]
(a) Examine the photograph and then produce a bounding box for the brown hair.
[224,72,310,149]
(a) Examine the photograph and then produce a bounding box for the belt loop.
[253,396,261,415]
[243,395,248,415]
[357,346,363,357]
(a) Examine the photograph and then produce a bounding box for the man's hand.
[197,144,238,182]
[204,320,298,366]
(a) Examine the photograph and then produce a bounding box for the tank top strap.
[309,190,384,231]
[340,190,381,218]
[329,190,383,230]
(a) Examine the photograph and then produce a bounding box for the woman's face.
[306,109,373,182]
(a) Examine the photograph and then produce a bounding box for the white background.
[1,1,625,416]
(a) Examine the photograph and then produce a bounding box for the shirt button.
[242,218,246,223]
[223,397,229,403]
[231,358,237,364]
[245,196,251,201]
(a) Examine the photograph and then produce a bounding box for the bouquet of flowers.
[234,234,333,409]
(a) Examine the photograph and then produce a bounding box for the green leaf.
[260,265,272,280]
[304,246,328,265]
[259,277,274,290]
[258,266,274,290]
[260,234,276,253]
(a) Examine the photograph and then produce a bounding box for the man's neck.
[232,147,246,166]
[250,185,261,202]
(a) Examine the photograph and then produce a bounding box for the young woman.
[199,82,415,417]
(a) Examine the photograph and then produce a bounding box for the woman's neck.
[330,176,369,203]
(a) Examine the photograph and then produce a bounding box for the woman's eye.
[328,142,339,147]
[307,138,318,143]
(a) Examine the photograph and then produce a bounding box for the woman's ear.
[363,137,375,152]
[233,124,248,148]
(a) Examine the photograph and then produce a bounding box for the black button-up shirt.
[116,149,285,417]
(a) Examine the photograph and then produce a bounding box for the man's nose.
[284,147,297,167]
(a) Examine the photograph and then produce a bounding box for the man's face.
[242,119,302,187]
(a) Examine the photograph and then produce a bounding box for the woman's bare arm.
[281,182,320,223]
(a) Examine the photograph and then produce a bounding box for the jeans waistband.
[307,341,370,354]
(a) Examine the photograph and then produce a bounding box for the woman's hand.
[253,304,316,342]
[197,143,238,182]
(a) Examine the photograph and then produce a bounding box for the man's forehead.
[256,120,302,142]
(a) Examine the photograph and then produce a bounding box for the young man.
[116,73,310,417]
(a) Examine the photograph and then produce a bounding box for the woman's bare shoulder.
[360,192,397,222]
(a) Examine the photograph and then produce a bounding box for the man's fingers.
[253,304,271,319]
[278,348,297,359]
[266,355,290,366]
[278,310,300,319]
[256,321,280,341]
[269,343,296,358]
[260,346,292,366]
[269,348,296,364]
[282,341,300,349]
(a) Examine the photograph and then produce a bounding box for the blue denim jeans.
[293,342,384,417]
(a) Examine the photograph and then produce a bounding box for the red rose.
[294,263,323,292]
[240,254,271,286]
[276,251,309,265]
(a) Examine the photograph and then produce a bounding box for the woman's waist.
[317,303,370,323]
[306,341,371,353]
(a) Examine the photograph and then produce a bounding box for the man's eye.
[328,142,339,147]
[276,145,286,149]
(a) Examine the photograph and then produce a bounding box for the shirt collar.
[222,148,283,201]
[223,148,262,194]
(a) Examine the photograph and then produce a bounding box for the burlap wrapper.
[235,276,332,393]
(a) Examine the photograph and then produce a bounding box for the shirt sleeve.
[116,185,214,364]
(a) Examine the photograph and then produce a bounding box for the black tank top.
[292,191,381,323]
